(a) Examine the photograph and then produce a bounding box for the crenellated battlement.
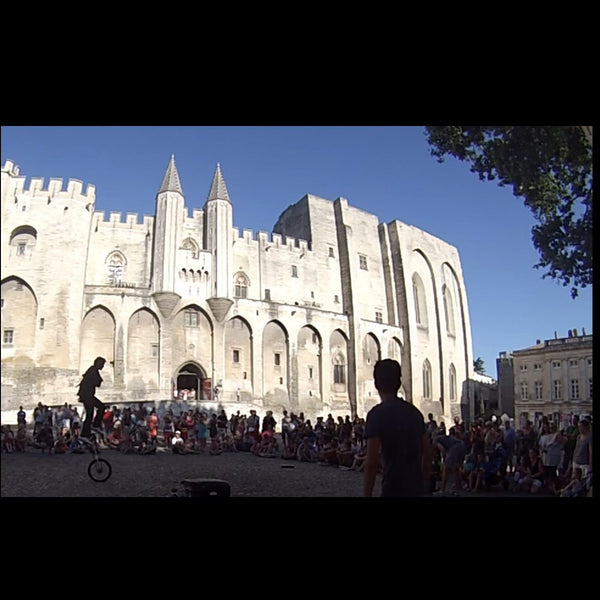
[2,159,21,176]
[2,159,96,206]
[232,227,310,254]
[93,210,154,230]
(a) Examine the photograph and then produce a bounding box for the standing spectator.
[217,409,228,439]
[325,413,335,435]
[71,406,81,435]
[341,415,353,443]
[102,404,114,437]
[261,410,277,435]
[352,416,365,448]
[502,420,517,474]
[561,415,580,474]
[33,404,45,437]
[281,410,290,449]
[147,408,159,445]
[468,452,487,492]
[483,421,497,461]
[230,410,241,437]
[314,416,326,449]
[163,410,175,448]
[62,403,73,436]
[470,422,485,458]
[195,413,209,450]
[572,418,592,480]
[425,413,437,444]
[246,410,260,442]
[17,406,27,428]
[364,359,432,497]
[209,413,219,441]
[539,422,565,494]
[449,415,465,437]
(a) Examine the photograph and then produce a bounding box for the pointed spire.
[158,154,183,195]
[206,162,231,203]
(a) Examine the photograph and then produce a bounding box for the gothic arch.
[79,305,116,378]
[105,250,127,285]
[105,249,127,266]
[233,271,250,298]
[127,308,160,394]
[181,237,200,259]
[422,358,432,400]
[225,315,253,399]
[1,276,38,357]
[9,225,38,243]
[296,324,323,409]
[172,304,213,377]
[262,320,289,407]
[412,272,428,328]
[449,363,457,401]
[442,261,471,387]
[442,283,456,336]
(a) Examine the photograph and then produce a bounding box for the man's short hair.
[373,359,401,394]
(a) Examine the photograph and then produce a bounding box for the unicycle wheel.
[88,458,112,482]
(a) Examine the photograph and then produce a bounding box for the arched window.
[181,237,199,259]
[422,359,432,399]
[412,273,428,328]
[443,284,455,336]
[449,363,457,401]
[333,352,346,384]
[9,225,38,257]
[234,272,249,298]
[106,251,127,285]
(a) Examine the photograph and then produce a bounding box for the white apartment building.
[511,330,593,430]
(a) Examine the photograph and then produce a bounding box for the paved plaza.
[0,442,562,499]
[1,444,371,498]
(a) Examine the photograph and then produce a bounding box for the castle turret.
[204,163,233,322]
[151,155,184,317]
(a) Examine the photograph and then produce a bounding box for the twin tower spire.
[158,154,231,204]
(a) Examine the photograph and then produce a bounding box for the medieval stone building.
[1,156,474,424]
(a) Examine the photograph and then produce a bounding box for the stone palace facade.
[1,156,475,423]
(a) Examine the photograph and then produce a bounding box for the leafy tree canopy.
[473,357,486,375]
[425,126,592,298]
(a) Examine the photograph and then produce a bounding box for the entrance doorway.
[176,363,211,401]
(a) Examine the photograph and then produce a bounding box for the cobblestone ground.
[1,445,374,498]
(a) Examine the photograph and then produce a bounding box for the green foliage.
[473,357,486,375]
[425,126,593,298]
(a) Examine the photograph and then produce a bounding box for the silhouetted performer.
[77,356,107,439]
[364,359,433,497]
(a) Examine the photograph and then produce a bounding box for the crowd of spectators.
[424,413,592,497]
[2,401,592,497]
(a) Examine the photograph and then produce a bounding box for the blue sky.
[1,125,593,376]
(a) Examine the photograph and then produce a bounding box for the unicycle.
[82,433,112,482]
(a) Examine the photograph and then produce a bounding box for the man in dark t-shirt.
[364,359,432,497]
